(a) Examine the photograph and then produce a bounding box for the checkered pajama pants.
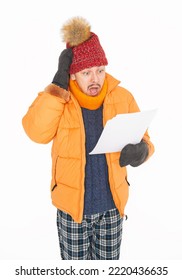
[57,208,123,260]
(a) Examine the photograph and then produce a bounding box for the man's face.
[71,66,106,96]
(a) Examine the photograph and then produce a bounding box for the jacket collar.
[105,73,121,94]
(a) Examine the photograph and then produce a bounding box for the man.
[22,17,154,260]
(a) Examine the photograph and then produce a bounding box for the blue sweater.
[81,106,116,215]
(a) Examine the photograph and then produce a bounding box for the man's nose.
[91,72,99,83]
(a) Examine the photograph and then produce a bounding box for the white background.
[0,0,182,261]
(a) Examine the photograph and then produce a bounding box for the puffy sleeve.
[22,84,67,144]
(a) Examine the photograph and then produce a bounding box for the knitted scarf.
[69,79,108,110]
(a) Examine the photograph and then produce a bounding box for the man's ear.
[70,74,76,80]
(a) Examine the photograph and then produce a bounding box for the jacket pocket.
[51,184,57,192]
[125,176,130,186]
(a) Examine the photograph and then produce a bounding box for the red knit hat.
[61,17,108,74]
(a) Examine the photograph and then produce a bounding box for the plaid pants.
[57,208,123,260]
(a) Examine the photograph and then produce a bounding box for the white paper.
[89,109,157,155]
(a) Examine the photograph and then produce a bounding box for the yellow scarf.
[69,78,108,110]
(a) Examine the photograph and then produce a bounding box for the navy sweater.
[81,105,116,215]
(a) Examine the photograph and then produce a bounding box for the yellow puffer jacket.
[22,73,154,223]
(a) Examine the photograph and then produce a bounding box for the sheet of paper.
[89,109,157,155]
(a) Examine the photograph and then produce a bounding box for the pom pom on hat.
[61,17,91,47]
[61,16,108,74]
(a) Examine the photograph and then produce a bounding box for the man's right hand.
[52,48,73,90]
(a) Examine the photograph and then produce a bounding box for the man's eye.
[98,69,104,73]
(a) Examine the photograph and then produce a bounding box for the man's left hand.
[119,141,149,167]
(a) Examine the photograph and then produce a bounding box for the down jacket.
[22,73,154,223]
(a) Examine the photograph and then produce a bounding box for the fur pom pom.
[61,17,91,47]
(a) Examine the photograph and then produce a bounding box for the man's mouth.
[88,84,101,96]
